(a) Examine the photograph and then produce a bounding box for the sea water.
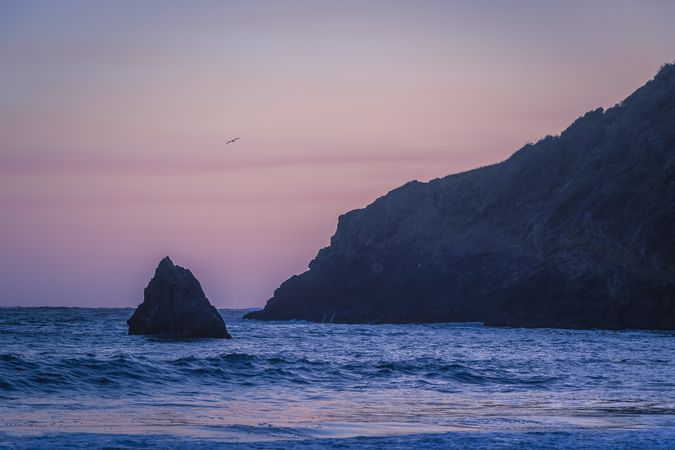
[0,308,673,448]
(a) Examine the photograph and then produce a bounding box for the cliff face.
[246,64,675,329]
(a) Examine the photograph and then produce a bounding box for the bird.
[225,137,240,144]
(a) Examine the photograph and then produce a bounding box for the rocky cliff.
[246,63,675,329]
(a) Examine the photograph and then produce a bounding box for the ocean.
[0,307,673,449]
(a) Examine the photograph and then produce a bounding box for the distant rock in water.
[128,257,231,338]
[246,63,675,330]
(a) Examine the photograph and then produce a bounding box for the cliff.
[246,63,675,329]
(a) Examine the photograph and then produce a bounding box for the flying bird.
[225,137,240,144]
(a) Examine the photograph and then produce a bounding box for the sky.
[1,1,674,308]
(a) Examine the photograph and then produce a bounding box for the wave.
[0,350,559,397]
[370,358,557,386]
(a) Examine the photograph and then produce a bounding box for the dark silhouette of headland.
[246,63,675,330]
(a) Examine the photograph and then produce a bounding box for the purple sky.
[1,1,674,308]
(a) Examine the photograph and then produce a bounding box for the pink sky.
[1,1,674,307]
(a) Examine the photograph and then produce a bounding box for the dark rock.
[246,63,675,330]
[128,257,231,338]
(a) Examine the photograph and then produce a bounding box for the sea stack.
[128,257,231,338]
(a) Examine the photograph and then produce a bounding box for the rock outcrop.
[245,63,675,330]
[128,257,231,338]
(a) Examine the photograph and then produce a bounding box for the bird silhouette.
[225,137,240,144]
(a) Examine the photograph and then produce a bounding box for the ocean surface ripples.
[0,307,673,448]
